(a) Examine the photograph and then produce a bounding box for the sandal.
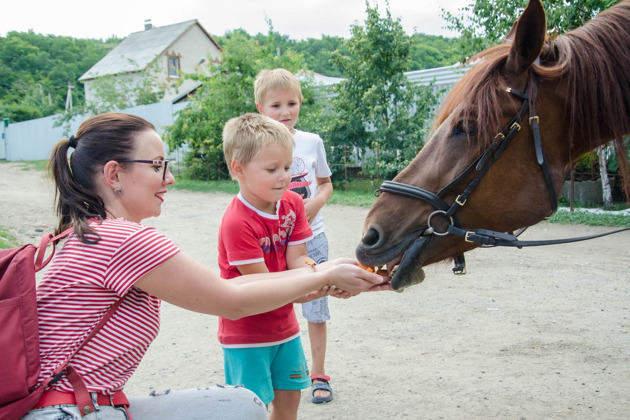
[311,374,333,404]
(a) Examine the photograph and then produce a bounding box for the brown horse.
[356,0,630,291]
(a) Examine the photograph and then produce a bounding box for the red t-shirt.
[217,191,313,347]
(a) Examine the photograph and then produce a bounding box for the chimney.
[144,19,153,30]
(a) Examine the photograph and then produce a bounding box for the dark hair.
[49,113,156,243]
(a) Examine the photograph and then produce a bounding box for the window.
[168,56,180,78]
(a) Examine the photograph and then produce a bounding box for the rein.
[376,73,629,273]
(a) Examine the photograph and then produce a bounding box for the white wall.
[83,72,145,106]
[158,25,221,103]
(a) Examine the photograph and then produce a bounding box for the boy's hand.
[367,281,392,292]
[298,286,328,303]
[329,286,352,299]
[302,198,322,224]
[298,284,351,303]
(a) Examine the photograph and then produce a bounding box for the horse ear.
[504,0,546,76]
[503,19,519,44]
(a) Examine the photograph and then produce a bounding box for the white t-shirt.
[289,130,332,236]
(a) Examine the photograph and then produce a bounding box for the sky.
[2,0,472,41]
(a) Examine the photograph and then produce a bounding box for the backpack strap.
[34,227,73,272]
[42,298,125,416]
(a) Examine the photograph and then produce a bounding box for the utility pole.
[65,82,73,112]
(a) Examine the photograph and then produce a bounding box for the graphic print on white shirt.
[289,156,311,198]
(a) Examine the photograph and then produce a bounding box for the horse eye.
[452,121,478,137]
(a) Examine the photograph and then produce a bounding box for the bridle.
[375,72,629,274]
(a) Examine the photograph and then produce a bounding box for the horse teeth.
[388,265,399,276]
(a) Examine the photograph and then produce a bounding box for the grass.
[171,179,240,195]
[0,160,48,171]
[0,226,18,249]
[2,160,627,228]
[172,178,628,227]
[548,210,630,227]
[171,178,381,207]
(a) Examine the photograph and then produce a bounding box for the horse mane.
[434,0,630,199]
[433,45,514,150]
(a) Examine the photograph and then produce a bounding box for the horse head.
[356,0,630,291]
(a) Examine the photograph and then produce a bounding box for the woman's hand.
[315,257,359,271]
[323,262,388,296]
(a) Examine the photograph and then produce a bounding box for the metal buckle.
[455,195,467,206]
[529,115,539,125]
[427,210,454,236]
[510,122,521,131]
[464,231,475,242]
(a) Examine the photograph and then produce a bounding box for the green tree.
[324,1,441,181]
[442,0,621,61]
[165,26,322,180]
[408,33,460,70]
[293,35,349,77]
[215,27,458,77]
[215,30,350,77]
[0,31,119,122]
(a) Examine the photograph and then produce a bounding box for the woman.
[23,113,387,420]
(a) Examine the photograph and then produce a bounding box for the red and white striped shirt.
[36,218,179,394]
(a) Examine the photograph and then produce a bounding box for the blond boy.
[255,69,335,404]
[219,113,337,419]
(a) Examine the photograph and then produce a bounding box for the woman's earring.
[113,186,122,196]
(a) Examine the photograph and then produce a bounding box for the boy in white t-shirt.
[255,68,335,404]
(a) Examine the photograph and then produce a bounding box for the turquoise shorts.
[223,337,310,405]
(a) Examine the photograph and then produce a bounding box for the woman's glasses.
[118,159,173,181]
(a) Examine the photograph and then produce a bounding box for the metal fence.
[0,101,188,161]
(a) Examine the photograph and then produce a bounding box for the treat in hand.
[358,263,389,277]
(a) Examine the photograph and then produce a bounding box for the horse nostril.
[362,227,381,247]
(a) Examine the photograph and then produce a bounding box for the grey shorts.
[302,232,330,323]
[22,404,129,420]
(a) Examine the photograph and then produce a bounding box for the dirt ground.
[2,161,629,419]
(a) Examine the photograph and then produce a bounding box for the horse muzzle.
[389,235,431,291]
[356,225,432,292]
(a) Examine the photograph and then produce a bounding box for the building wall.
[157,25,221,103]
[83,72,146,106]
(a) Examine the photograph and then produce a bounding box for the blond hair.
[222,113,295,179]
[254,68,304,105]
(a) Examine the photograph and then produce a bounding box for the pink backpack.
[0,230,122,420]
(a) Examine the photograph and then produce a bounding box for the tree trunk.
[597,144,613,208]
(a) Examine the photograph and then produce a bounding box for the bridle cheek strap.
[527,77,558,217]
